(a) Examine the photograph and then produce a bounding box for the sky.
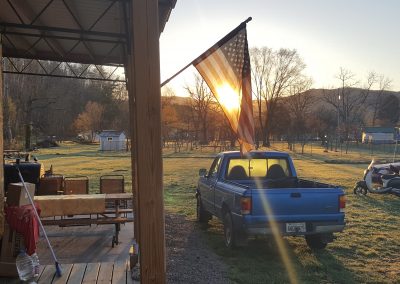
[159,0,400,96]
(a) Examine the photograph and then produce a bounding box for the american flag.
[193,23,254,153]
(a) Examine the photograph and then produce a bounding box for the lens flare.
[254,177,299,284]
[216,84,240,113]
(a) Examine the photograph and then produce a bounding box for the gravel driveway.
[165,213,232,284]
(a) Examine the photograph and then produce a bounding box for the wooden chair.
[63,176,89,195]
[38,175,64,195]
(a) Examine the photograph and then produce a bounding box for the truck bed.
[228,177,336,189]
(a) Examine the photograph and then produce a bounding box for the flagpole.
[160,17,252,88]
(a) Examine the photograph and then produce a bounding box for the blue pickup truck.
[196,151,345,249]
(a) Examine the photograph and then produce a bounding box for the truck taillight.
[339,195,346,212]
[241,197,252,215]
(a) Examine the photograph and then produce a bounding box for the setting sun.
[216,84,241,113]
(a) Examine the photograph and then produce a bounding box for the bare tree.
[376,94,399,126]
[185,74,215,144]
[250,48,307,146]
[371,74,392,126]
[161,87,178,146]
[286,76,313,153]
[322,68,375,153]
[250,47,273,147]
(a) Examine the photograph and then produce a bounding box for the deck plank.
[96,262,114,283]
[82,263,100,284]
[38,265,56,283]
[52,263,73,284]
[67,263,87,284]
[126,260,134,284]
[111,260,126,284]
[37,265,46,279]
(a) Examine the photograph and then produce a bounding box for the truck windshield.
[225,157,291,180]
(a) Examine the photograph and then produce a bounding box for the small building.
[362,127,396,144]
[99,130,126,151]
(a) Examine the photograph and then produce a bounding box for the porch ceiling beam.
[2,71,125,82]
[0,22,126,39]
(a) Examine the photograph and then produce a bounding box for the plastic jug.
[15,250,34,281]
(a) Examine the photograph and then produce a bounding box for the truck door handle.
[290,192,301,198]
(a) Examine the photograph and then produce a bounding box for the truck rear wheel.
[305,234,328,250]
[223,212,236,248]
[196,195,211,223]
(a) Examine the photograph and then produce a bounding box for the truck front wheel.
[196,195,211,223]
[305,234,328,250]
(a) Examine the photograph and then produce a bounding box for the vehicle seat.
[266,164,286,179]
[381,174,398,180]
[227,165,248,180]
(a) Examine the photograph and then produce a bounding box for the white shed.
[99,130,126,151]
[362,127,395,144]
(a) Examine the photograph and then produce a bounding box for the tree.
[4,59,121,146]
[286,77,313,153]
[370,75,392,126]
[161,87,178,144]
[312,107,338,151]
[376,94,399,126]
[250,47,307,146]
[185,74,215,144]
[250,47,273,146]
[73,101,105,141]
[322,68,375,153]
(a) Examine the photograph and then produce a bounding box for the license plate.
[286,222,306,233]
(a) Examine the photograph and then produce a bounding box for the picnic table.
[34,193,133,247]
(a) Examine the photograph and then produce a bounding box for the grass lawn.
[33,142,400,283]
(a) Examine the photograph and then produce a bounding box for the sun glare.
[254,177,299,284]
[216,84,240,113]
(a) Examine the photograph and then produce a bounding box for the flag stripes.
[193,25,254,153]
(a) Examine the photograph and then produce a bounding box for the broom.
[14,163,62,277]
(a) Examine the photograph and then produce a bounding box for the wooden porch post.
[129,0,166,283]
[0,34,4,238]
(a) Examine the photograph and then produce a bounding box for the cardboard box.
[6,182,36,206]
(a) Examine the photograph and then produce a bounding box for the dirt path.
[165,213,232,284]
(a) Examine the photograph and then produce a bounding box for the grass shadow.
[200,220,359,284]
[311,249,357,284]
[362,195,400,217]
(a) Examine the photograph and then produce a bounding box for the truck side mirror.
[199,168,207,177]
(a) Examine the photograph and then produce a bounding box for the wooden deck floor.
[37,260,137,283]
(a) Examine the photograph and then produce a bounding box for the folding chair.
[100,175,127,213]
[63,176,89,195]
[38,175,64,195]
[62,175,90,224]
[100,175,125,194]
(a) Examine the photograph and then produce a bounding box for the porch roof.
[0,0,176,66]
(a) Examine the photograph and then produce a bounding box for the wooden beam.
[129,0,166,283]
[0,34,4,238]
[125,58,139,239]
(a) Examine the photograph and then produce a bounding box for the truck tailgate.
[249,188,343,222]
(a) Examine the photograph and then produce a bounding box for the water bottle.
[15,250,34,281]
[31,253,40,277]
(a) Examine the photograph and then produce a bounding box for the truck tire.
[223,212,236,248]
[305,234,328,250]
[196,195,211,223]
